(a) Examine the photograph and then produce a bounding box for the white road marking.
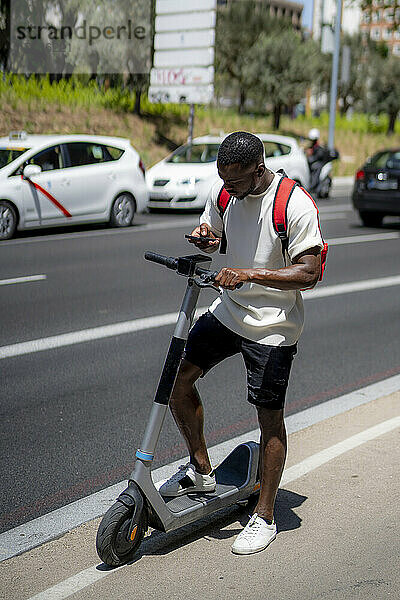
[328,232,400,245]
[319,203,351,213]
[319,212,347,221]
[281,415,400,485]
[2,372,400,564]
[302,274,400,299]
[1,273,400,360]
[24,413,400,600]
[1,218,199,245]
[0,274,46,286]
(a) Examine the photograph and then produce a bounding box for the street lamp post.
[328,0,343,150]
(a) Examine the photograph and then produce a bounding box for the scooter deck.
[162,442,259,515]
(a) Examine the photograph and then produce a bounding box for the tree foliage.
[215,0,292,114]
[367,52,400,133]
[245,30,323,128]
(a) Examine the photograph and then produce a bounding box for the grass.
[1,74,400,175]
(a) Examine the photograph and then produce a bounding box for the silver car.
[146,133,310,211]
[0,132,149,240]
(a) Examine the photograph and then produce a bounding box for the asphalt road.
[1,182,400,534]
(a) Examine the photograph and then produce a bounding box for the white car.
[0,132,148,240]
[146,133,310,211]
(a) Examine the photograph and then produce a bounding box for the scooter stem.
[133,278,201,467]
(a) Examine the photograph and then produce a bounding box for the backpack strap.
[216,186,232,254]
[272,176,298,258]
[298,185,328,281]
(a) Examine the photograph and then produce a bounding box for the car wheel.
[359,211,383,227]
[0,201,17,240]
[110,193,136,227]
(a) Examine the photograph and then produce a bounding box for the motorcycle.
[308,147,340,199]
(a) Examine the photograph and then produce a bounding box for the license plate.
[368,178,398,191]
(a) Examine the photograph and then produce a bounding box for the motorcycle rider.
[306,128,327,192]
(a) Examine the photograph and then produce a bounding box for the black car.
[352,149,400,227]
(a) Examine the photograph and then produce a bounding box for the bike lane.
[1,391,399,600]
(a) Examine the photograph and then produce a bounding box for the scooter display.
[96,251,260,567]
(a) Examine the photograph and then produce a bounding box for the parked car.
[352,149,400,227]
[0,131,148,240]
[146,133,310,211]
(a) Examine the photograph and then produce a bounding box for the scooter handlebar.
[144,251,178,271]
[144,252,243,288]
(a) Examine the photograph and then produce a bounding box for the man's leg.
[169,358,212,475]
[254,407,286,521]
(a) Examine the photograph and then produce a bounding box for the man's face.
[217,161,264,199]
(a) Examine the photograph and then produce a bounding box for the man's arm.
[214,247,321,291]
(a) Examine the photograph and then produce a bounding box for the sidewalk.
[1,392,399,600]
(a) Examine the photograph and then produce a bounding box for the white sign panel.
[154,48,214,68]
[151,67,214,86]
[156,0,216,14]
[149,0,216,104]
[155,12,215,33]
[149,85,214,105]
[155,30,215,51]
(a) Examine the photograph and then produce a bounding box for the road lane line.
[281,415,400,485]
[319,212,348,221]
[23,414,400,600]
[302,274,400,299]
[2,372,400,564]
[1,218,199,245]
[0,274,46,286]
[319,204,351,213]
[1,273,400,360]
[328,232,400,245]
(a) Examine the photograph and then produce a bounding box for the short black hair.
[217,131,264,168]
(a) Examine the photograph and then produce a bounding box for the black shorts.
[184,312,297,410]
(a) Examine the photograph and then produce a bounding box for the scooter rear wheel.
[96,500,147,566]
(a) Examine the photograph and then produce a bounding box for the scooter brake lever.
[195,273,222,293]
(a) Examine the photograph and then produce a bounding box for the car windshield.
[0,147,30,169]
[167,143,220,164]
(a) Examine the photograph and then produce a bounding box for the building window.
[372,10,381,22]
[385,9,394,21]
[383,28,392,40]
[371,28,381,40]
[393,44,400,55]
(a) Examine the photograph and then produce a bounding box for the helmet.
[308,128,320,141]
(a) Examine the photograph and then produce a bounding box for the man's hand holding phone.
[186,224,220,252]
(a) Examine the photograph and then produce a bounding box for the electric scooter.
[96,251,260,567]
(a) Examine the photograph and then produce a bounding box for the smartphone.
[185,234,217,243]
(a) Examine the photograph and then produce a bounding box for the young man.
[159,131,324,555]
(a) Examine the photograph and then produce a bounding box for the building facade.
[312,0,362,43]
[217,0,303,30]
[360,1,400,55]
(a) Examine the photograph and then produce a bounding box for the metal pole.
[187,103,195,161]
[328,0,342,150]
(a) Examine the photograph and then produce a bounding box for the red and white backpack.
[216,173,328,281]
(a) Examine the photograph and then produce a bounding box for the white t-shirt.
[201,173,324,346]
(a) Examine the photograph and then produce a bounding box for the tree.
[215,0,291,113]
[337,33,370,116]
[368,53,400,134]
[245,30,323,129]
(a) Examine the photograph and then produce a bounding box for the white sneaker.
[159,463,216,497]
[231,513,277,555]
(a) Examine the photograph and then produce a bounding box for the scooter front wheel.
[96,499,147,566]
